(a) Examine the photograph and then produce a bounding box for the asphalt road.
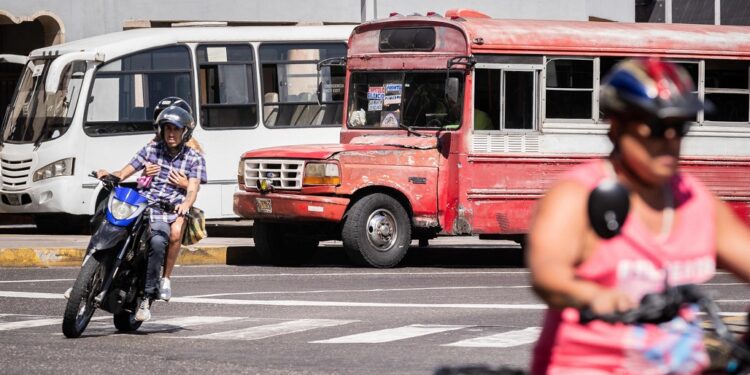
[0,241,748,375]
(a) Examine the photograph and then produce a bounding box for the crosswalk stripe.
[312,324,470,344]
[186,319,357,340]
[444,327,542,348]
[0,315,108,331]
[138,316,245,333]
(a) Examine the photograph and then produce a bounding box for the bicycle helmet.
[600,58,708,121]
[155,105,195,146]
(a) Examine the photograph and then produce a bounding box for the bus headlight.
[303,162,340,186]
[33,158,75,182]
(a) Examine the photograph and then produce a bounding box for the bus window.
[260,43,346,127]
[503,70,537,130]
[84,46,193,136]
[545,58,594,120]
[2,60,85,144]
[474,69,500,131]
[197,44,257,129]
[347,71,464,129]
[705,60,749,123]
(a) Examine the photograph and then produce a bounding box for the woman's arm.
[527,180,635,314]
[176,178,200,216]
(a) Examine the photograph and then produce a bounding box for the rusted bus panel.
[349,21,468,56]
[468,199,537,235]
[233,191,348,222]
[678,158,750,200]
[348,54,462,71]
[336,149,440,220]
[464,19,750,58]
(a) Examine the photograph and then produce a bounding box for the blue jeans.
[144,221,170,299]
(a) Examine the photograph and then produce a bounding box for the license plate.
[255,198,272,214]
[5,194,21,206]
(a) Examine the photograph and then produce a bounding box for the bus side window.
[196,44,257,129]
[545,58,594,121]
[259,43,346,127]
[474,69,499,131]
[704,60,749,123]
[85,45,193,136]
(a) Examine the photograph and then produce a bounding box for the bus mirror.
[44,51,104,95]
[316,57,347,106]
[445,77,459,105]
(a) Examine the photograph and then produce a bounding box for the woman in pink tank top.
[528,59,750,374]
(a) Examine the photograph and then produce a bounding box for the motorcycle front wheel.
[62,253,107,338]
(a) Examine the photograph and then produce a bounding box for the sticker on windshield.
[384,94,401,106]
[367,86,385,100]
[381,111,399,127]
[385,83,402,93]
[33,64,45,77]
[368,100,383,111]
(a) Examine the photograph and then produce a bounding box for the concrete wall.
[1,0,636,44]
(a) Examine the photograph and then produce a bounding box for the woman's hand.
[175,201,191,216]
[168,170,189,189]
[588,288,636,316]
[144,162,161,177]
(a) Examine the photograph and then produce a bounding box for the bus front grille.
[244,159,304,190]
[1,158,32,191]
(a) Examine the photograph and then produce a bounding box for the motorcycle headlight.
[110,199,139,220]
[33,158,75,182]
[303,162,340,186]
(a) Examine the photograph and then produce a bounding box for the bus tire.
[253,221,318,266]
[342,193,411,268]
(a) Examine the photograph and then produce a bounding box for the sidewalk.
[0,234,254,267]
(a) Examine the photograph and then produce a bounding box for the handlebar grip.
[89,170,98,178]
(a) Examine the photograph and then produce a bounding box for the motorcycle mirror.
[587,179,630,239]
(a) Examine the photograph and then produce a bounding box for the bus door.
[464,61,543,235]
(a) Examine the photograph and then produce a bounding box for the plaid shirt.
[129,141,207,223]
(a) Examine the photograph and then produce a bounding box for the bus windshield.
[347,71,463,129]
[2,59,85,145]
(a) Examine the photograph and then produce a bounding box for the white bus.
[0,25,353,232]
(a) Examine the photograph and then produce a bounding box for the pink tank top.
[532,160,716,375]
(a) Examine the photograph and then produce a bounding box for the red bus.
[234,9,750,267]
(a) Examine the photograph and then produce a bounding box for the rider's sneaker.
[63,287,72,300]
[135,299,151,322]
[159,278,171,301]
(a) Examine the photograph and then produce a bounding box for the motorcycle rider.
[527,58,750,374]
[97,101,207,321]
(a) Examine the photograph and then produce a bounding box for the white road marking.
[0,291,547,309]
[0,315,108,331]
[0,291,63,299]
[171,296,547,310]
[312,324,468,344]
[189,285,530,298]
[187,319,356,340]
[444,327,542,348]
[0,278,74,284]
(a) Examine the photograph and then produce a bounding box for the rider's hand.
[588,288,636,316]
[175,202,191,216]
[168,170,189,189]
[96,169,109,179]
[144,163,161,177]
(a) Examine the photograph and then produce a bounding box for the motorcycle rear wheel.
[62,254,106,338]
[113,309,143,332]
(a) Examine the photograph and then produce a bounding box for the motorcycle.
[62,172,172,338]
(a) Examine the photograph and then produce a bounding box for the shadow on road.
[226,244,525,269]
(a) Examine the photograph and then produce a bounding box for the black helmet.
[600,58,709,121]
[153,96,192,120]
[155,105,195,146]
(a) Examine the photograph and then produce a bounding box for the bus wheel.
[253,221,318,266]
[342,193,411,268]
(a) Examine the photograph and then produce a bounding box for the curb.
[0,245,234,268]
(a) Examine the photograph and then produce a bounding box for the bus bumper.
[233,190,350,222]
[0,176,90,215]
